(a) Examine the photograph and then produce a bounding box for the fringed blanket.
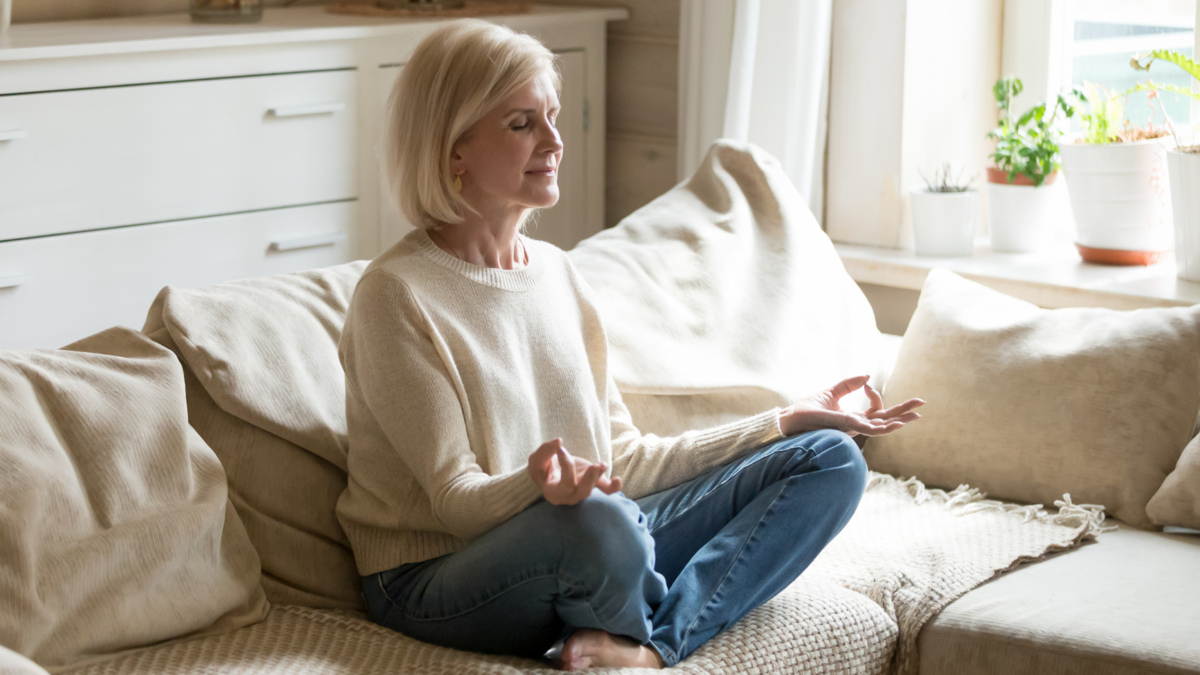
[56,473,1106,675]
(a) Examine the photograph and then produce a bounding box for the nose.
[539,117,563,155]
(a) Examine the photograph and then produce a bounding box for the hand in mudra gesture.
[780,374,924,438]
[527,439,623,506]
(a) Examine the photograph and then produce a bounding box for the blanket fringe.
[866,472,1114,539]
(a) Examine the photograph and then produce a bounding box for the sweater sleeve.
[607,373,785,500]
[342,271,543,542]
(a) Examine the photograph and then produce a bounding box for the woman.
[338,20,923,671]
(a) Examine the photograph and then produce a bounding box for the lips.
[526,166,556,175]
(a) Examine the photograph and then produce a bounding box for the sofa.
[1,142,1198,675]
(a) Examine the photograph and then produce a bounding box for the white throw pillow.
[866,269,1200,529]
[0,328,268,670]
[568,140,883,435]
[1147,433,1200,529]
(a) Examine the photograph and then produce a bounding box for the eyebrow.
[505,106,561,116]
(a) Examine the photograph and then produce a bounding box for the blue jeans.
[361,429,867,667]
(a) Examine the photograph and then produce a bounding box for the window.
[1062,0,1198,131]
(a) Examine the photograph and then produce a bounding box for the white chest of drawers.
[0,5,624,349]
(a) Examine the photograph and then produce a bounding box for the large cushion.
[866,269,1200,529]
[918,523,1200,675]
[568,140,885,436]
[0,328,268,670]
[1148,433,1200,530]
[143,261,368,610]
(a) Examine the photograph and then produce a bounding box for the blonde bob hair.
[384,20,561,231]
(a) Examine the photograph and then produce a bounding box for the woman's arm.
[608,374,924,501]
[606,375,784,500]
[343,271,543,542]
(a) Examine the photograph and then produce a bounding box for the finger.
[545,453,562,485]
[870,398,925,419]
[863,382,885,411]
[557,446,579,488]
[579,464,605,497]
[828,374,871,402]
[856,419,907,436]
[603,474,623,494]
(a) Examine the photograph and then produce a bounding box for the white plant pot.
[910,189,979,256]
[1060,139,1172,263]
[986,173,1059,253]
[1169,148,1200,282]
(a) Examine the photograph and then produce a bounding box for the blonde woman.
[338,20,923,671]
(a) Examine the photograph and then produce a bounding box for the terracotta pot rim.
[986,167,1058,186]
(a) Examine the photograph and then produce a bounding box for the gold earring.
[452,174,463,194]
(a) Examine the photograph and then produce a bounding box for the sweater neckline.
[413,228,548,292]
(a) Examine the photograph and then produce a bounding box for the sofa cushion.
[918,523,1200,675]
[0,327,268,670]
[567,140,885,436]
[866,269,1200,529]
[143,261,368,611]
[1148,433,1200,530]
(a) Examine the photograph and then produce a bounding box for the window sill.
[834,241,1200,311]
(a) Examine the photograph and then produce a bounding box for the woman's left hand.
[779,374,924,437]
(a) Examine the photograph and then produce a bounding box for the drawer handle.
[269,233,347,252]
[0,129,29,142]
[267,102,346,118]
[0,273,32,289]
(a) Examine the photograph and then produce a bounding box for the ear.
[448,135,470,176]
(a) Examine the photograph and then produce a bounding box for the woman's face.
[450,71,563,220]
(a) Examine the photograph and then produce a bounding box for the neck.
[430,208,528,270]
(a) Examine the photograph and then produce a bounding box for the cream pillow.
[0,328,268,670]
[1147,434,1200,529]
[866,269,1200,529]
[568,140,883,435]
[143,261,368,610]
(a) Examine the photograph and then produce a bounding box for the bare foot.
[559,629,664,670]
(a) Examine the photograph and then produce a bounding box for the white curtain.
[678,0,834,222]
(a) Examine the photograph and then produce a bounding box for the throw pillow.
[142,261,368,610]
[568,140,884,436]
[865,269,1200,529]
[1147,434,1200,529]
[0,327,268,670]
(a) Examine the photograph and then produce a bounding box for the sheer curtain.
[678,0,833,222]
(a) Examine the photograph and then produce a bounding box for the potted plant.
[910,164,979,257]
[986,77,1082,253]
[1059,82,1172,265]
[1132,50,1200,282]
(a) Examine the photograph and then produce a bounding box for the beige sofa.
[2,143,1198,675]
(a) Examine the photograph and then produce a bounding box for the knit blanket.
[52,472,1105,675]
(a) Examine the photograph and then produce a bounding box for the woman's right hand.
[527,439,623,506]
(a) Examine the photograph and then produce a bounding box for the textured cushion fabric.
[567,139,885,436]
[142,262,368,611]
[1148,433,1200,530]
[55,586,896,675]
[918,523,1200,675]
[0,327,268,670]
[866,269,1200,529]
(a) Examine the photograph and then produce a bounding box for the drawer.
[0,200,358,350]
[0,69,357,242]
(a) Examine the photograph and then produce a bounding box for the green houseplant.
[1131,50,1200,281]
[985,77,1082,252]
[1059,82,1172,265]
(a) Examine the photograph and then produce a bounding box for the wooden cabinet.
[0,5,626,349]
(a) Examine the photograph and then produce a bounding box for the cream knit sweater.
[337,229,784,576]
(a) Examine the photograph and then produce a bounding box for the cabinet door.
[373,49,590,252]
